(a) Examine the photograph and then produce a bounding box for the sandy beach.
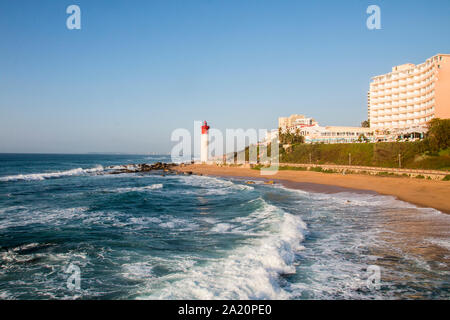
[175,164,450,214]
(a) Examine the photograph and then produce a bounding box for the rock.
[110,171,124,175]
[106,162,177,175]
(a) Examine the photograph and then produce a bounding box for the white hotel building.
[369,54,450,134]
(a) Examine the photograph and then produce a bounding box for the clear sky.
[1,0,449,153]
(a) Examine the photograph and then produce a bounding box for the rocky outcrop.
[107,162,178,175]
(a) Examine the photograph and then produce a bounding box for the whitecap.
[0,166,104,182]
[211,223,233,233]
[425,238,450,251]
[157,217,199,231]
[111,184,163,193]
[122,262,154,281]
[136,201,307,299]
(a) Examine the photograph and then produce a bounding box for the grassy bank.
[281,143,450,171]
[238,119,450,171]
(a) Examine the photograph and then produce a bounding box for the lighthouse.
[201,121,210,163]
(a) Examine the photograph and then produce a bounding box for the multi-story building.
[278,114,316,132]
[369,54,450,133]
[276,55,450,144]
[278,114,373,144]
[305,126,373,144]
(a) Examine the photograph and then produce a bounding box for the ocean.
[0,154,449,299]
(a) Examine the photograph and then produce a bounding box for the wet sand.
[174,164,450,214]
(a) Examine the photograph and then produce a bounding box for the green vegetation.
[443,175,450,181]
[241,144,274,164]
[361,120,370,128]
[280,119,450,171]
[422,118,450,152]
[357,134,369,143]
[281,142,450,170]
[278,128,305,145]
[251,164,264,171]
[278,165,307,171]
[240,119,450,172]
[376,171,394,176]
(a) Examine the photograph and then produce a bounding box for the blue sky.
[0,0,449,153]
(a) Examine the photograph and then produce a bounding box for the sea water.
[0,154,449,299]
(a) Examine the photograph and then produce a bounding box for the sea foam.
[111,184,163,193]
[137,200,307,300]
[0,166,104,182]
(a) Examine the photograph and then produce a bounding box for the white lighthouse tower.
[200,121,210,163]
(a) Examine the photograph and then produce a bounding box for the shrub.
[377,171,392,176]
[424,118,450,152]
[279,166,307,171]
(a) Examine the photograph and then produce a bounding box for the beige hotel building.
[369,54,450,132]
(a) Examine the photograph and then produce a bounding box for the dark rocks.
[107,162,178,175]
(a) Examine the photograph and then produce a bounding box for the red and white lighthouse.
[201,121,210,163]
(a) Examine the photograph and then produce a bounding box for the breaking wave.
[2,153,449,300]
[136,200,307,299]
[111,184,163,193]
[0,166,104,182]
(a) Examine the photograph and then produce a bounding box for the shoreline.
[174,164,450,214]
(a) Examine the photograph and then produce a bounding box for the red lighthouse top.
[201,121,210,134]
